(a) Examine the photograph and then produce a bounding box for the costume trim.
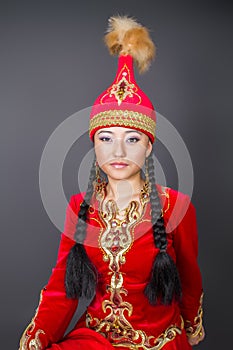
[19,290,46,350]
[89,109,156,139]
[87,312,184,350]
[159,186,170,216]
[86,184,181,349]
[185,292,204,338]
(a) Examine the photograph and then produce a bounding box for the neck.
[106,173,145,209]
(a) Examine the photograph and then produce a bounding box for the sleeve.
[19,194,81,350]
[173,195,204,338]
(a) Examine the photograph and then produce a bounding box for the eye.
[126,136,140,143]
[99,136,112,142]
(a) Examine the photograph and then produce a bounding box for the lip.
[110,162,129,168]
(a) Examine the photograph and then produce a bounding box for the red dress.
[19,184,203,350]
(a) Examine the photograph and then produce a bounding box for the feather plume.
[104,15,156,73]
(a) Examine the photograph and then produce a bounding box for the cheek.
[126,146,147,166]
[94,143,112,166]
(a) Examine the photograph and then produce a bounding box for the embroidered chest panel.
[86,185,182,349]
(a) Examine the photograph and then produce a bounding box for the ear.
[146,141,153,158]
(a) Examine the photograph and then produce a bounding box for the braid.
[65,157,97,300]
[144,153,182,305]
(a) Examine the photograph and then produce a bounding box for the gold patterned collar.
[91,181,170,222]
[94,181,150,218]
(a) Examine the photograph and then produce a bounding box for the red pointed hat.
[89,16,156,143]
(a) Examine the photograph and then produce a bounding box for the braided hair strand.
[65,157,97,300]
[144,153,182,305]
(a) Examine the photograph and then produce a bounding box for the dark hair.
[144,153,182,304]
[65,157,97,299]
[65,152,181,304]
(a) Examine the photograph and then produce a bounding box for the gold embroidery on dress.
[185,292,204,338]
[159,186,170,216]
[20,322,45,350]
[87,313,183,350]
[19,290,46,350]
[132,186,170,234]
[87,183,181,349]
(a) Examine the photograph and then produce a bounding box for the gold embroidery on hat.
[89,110,156,139]
[100,64,142,105]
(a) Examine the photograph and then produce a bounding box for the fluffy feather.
[104,15,156,73]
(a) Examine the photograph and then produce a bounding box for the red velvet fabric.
[47,328,192,350]
[89,55,156,143]
[19,185,202,350]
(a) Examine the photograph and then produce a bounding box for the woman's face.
[94,126,152,181]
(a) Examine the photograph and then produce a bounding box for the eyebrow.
[97,130,142,135]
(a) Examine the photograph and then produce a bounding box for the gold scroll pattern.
[185,292,204,339]
[100,64,142,105]
[19,290,46,350]
[86,187,183,349]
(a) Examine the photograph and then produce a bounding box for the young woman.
[19,16,205,350]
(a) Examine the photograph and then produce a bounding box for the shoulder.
[156,183,191,205]
[156,184,196,232]
[68,192,86,214]
[156,184,194,225]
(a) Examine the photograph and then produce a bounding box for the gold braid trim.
[89,110,156,138]
[185,292,204,338]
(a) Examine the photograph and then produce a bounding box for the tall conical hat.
[89,15,156,143]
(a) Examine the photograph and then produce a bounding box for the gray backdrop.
[1,0,233,349]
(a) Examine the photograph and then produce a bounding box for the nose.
[113,138,126,158]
